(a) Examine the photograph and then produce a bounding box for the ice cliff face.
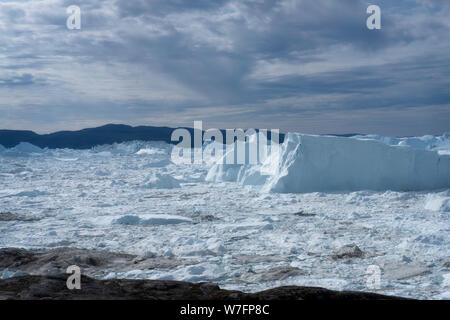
[207,133,450,193]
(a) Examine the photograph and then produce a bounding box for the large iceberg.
[266,133,450,193]
[207,133,450,193]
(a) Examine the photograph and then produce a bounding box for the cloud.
[0,0,448,135]
[0,73,42,87]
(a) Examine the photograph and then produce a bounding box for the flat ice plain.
[0,133,450,299]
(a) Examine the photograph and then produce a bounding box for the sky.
[0,0,449,136]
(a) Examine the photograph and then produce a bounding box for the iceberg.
[142,173,181,189]
[5,142,44,155]
[424,190,450,212]
[266,133,450,193]
[205,132,280,185]
[207,133,450,193]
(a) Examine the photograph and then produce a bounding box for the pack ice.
[1,136,450,299]
[207,133,450,193]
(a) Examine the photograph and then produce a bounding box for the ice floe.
[142,173,181,189]
[424,191,450,212]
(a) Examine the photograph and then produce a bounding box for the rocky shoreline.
[0,247,409,300]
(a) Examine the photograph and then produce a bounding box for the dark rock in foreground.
[0,274,408,300]
[0,247,409,300]
[0,247,187,277]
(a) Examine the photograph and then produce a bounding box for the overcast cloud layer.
[0,0,449,135]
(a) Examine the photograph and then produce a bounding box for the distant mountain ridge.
[0,124,285,149]
[0,124,182,149]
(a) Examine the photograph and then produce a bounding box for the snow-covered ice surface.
[1,136,450,299]
[352,133,450,155]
